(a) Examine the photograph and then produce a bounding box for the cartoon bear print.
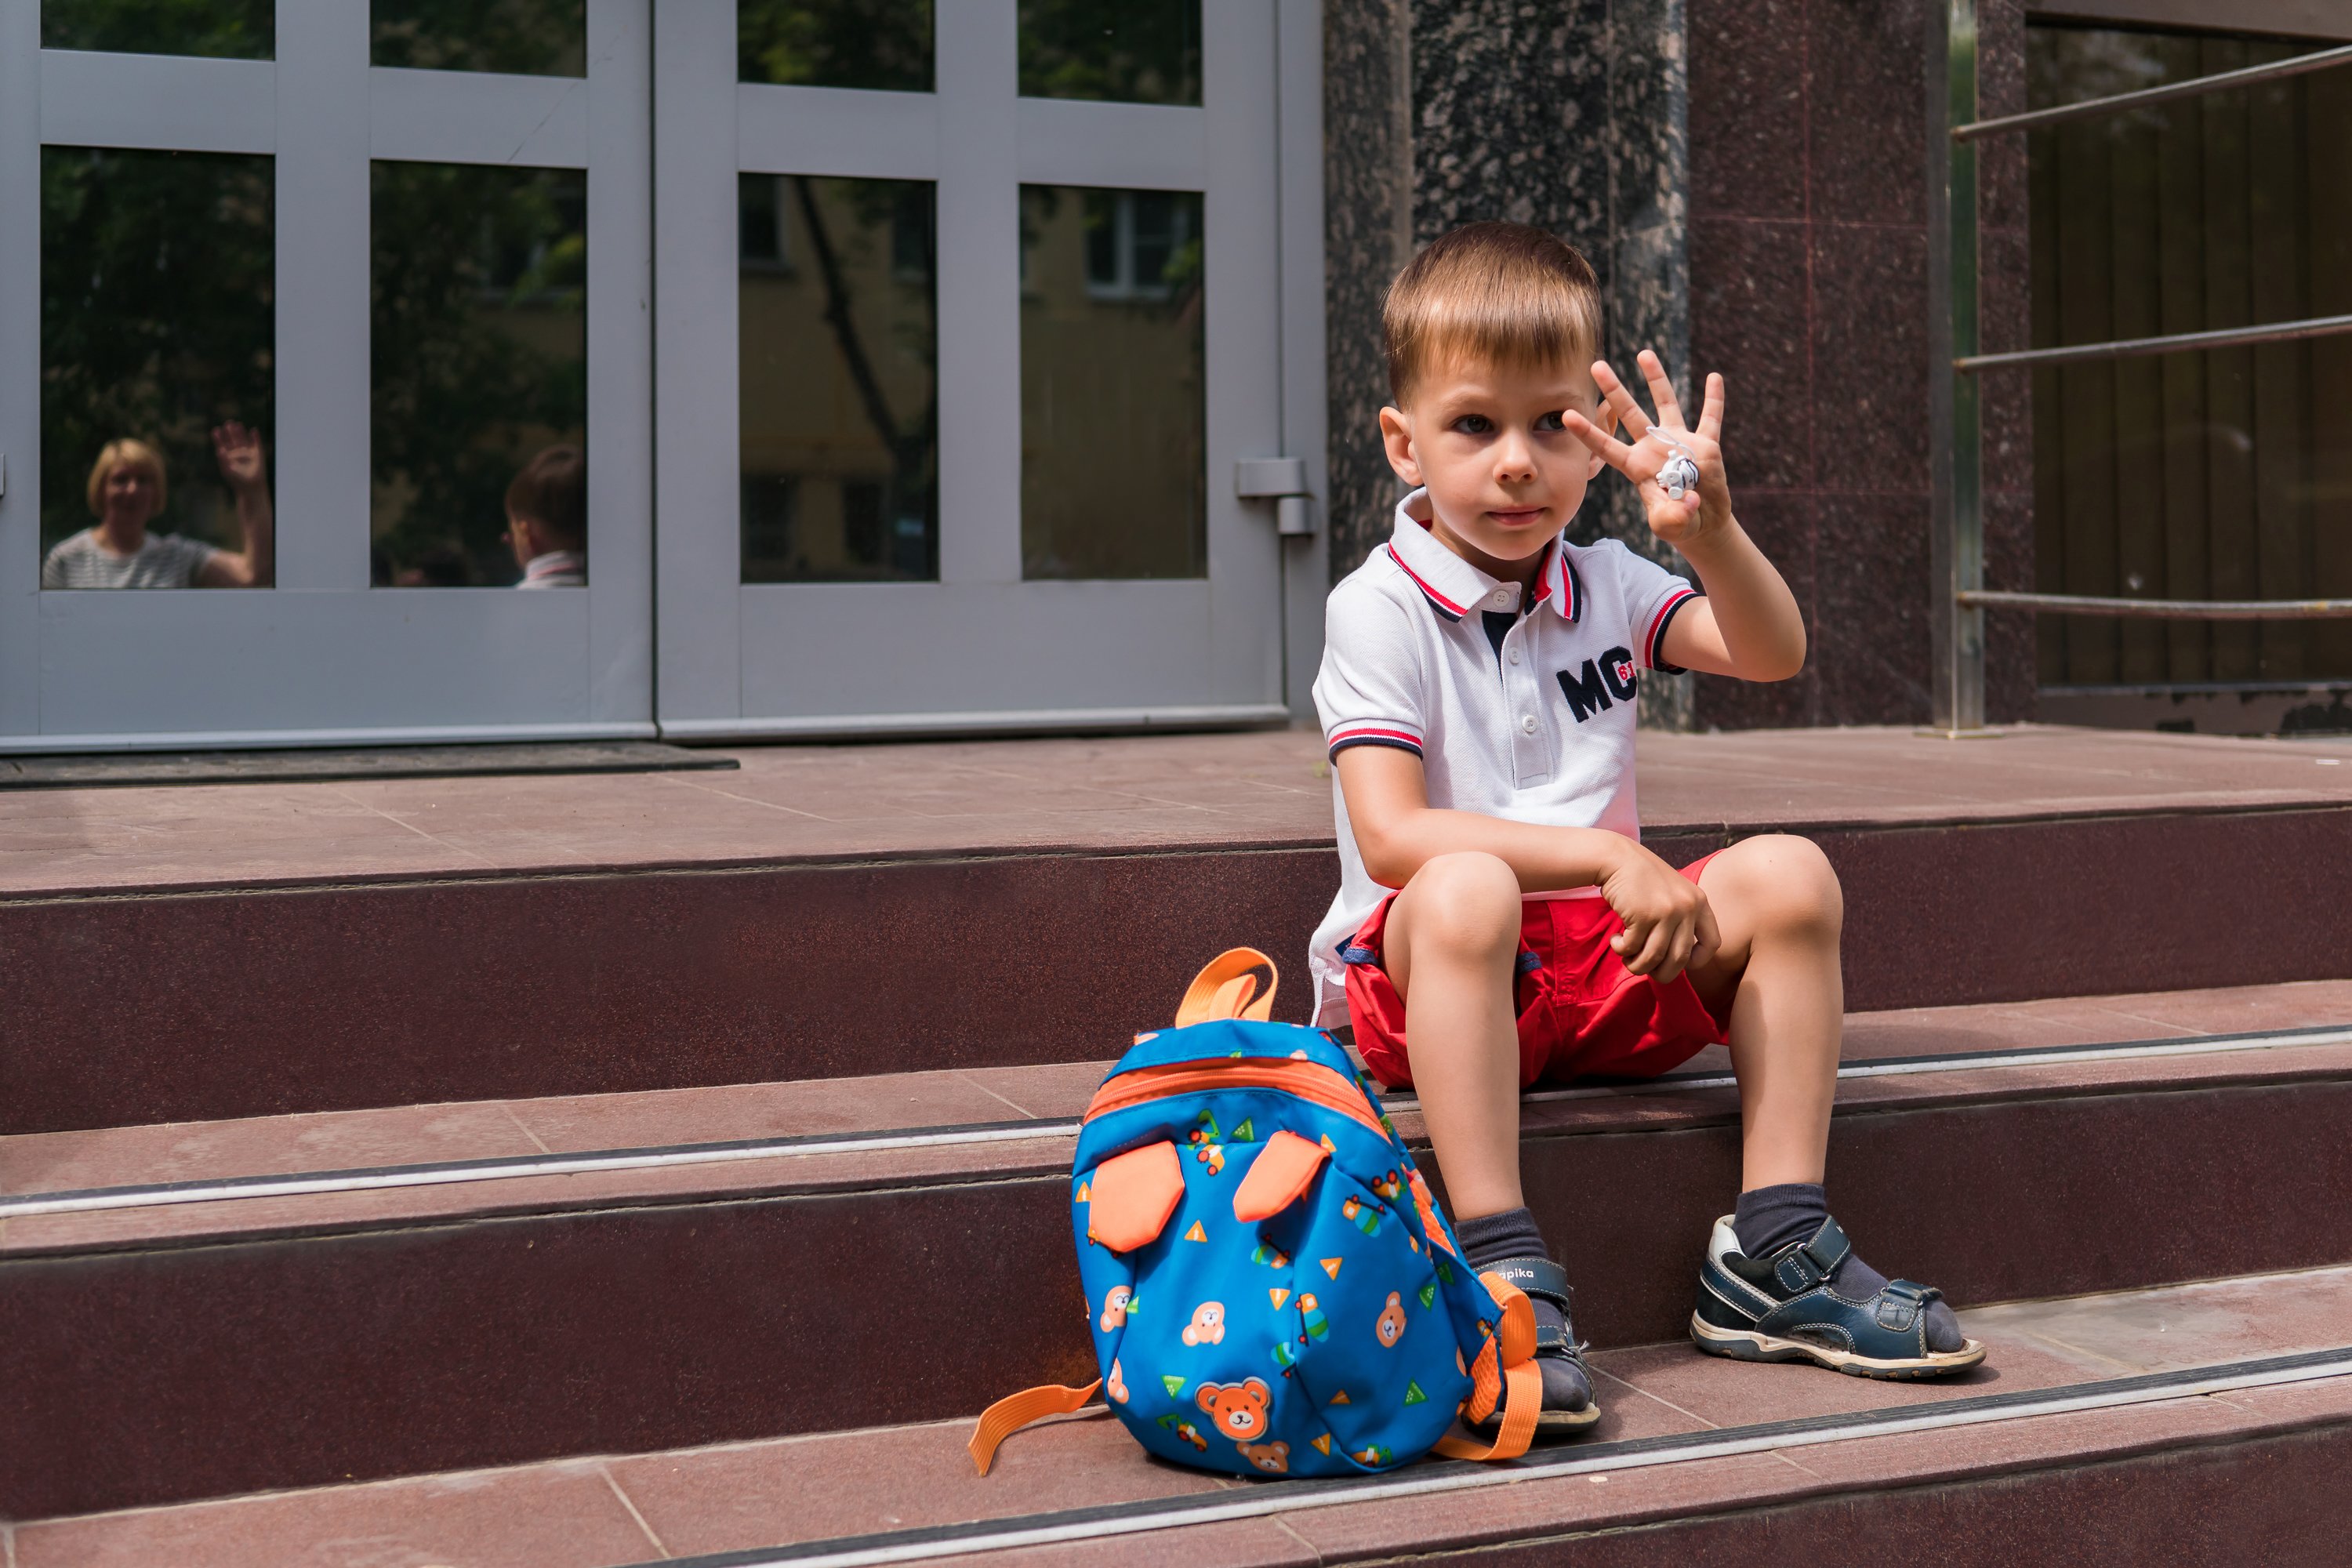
[1107,1358,1129,1403]
[1236,1439,1290,1475]
[1374,1291,1408,1348]
[1181,1300,1227,1347]
[1194,1377,1273,1442]
[1099,1284,1132,1334]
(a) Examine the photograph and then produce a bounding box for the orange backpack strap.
[1174,947,1279,1028]
[968,1380,1102,1475]
[1432,1273,1543,1463]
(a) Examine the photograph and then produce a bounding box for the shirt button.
[1490,590,1511,608]
[1507,648,1522,665]
[1519,714,1538,734]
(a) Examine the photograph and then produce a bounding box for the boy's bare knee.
[1720,834,1842,939]
[1400,851,1523,958]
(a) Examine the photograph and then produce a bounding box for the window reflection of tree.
[371,164,585,586]
[39,147,274,557]
[1018,0,1200,105]
[737,0,933,92]
[792,176,937,569]
[369,0,584,76]
[41,0,273,59]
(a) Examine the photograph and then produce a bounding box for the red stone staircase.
[5,725,2351,1563]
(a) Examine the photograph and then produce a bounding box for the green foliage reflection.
[42,0,273,59]
[40,147,274,552]
[371,163,586,586]
[1018,0,1199,105]
[371,0,584,76]
[738,0,931,92]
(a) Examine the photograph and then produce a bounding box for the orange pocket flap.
[1087,1141,1186,1252]
[1230,1130,1329,1222]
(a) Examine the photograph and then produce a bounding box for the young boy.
[503,445,587,588]
[1311,223,1982,1435]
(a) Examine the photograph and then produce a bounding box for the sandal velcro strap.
[1477,1254,1571,1314]
[1873,1279,1940,1332]
[1772,1216,1852,1294]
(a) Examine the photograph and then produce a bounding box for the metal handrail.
[1957,312,2352,372]
[1958,591,2352,621]
[1927,8,2352,733]
[1954,41,2352,141]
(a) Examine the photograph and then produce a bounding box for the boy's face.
[1377,353,1606,580]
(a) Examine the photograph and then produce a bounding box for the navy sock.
[1457,1207,1591,1412]
[1733,1183,1964,1354]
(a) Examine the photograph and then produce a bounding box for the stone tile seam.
[13,1066,2352,1263]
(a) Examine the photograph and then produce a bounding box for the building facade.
[2,0,2346,751]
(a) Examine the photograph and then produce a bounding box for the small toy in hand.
[1650,430,1700,503]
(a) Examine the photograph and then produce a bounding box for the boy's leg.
[1380,851,1595,1423]
[1379,850,1527,1219]
[1685,834,1970,1363]
[1683,834,1842,1191]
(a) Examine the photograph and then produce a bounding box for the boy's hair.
[505,445,586,549]
[1382,223,1602,406]
[87,437,166,517]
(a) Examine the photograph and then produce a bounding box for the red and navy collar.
[1384,490,1581,625]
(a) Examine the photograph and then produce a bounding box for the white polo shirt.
[1308,488,1700,1022]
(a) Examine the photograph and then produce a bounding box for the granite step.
[5,983,2351,1519]
[7,726,2351,1134]
[13,1264,2352,1566]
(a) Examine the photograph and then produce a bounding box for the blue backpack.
[971,949,1544,1479]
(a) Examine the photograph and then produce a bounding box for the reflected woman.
[41,423,276,589]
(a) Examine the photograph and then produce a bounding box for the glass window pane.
[739,0,932,93]
[1019,185,1203,580]
[41,147,276,590]
[42,0,273,60]
[741,176,938,583]
[1018,0,1199,106]
[2027,24,2352,689]
[371,0,584,77]
[372,163,586,588]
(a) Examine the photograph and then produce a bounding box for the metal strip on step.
[632,1345,2352,1568]
[4,1023,2348,1221]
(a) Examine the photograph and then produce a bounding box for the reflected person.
[41,425,275,589]
[504,445,586,588]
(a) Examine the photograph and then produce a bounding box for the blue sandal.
[1475,1254,1602,1435]
[1690,1215,1985,1379]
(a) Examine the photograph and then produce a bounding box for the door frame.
[0,0,655,753]
[651,0,1327,742]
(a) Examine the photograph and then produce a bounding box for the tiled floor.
[5,724,2350,896]
[16,1264,2350,1567]
[7,979,2347,1211]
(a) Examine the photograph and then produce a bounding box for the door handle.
[1235,457,1314,537]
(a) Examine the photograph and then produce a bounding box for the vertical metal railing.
[1924,15,2352,735]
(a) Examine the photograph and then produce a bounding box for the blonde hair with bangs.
[1383,223,1602,407]
[86,438,167,517]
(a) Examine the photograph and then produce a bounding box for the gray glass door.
[0,0,654,750]
[652,0,1320,738]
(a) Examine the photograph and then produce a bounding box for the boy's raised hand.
[1562,350,1728,550]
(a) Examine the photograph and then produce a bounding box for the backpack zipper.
[1083,1058,1391,1142]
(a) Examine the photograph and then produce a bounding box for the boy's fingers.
[1697,373,1726,442]
[1637,350,1685,431]
[1623,917,1673,977]
[1590,361,1653,441]
[1562,408,1637,469]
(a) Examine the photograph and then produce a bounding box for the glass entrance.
[650,0,1302,738]
[1,0,654,749]
[0,1,1319,750]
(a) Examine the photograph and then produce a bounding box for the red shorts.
[1341,852,1729,1091]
